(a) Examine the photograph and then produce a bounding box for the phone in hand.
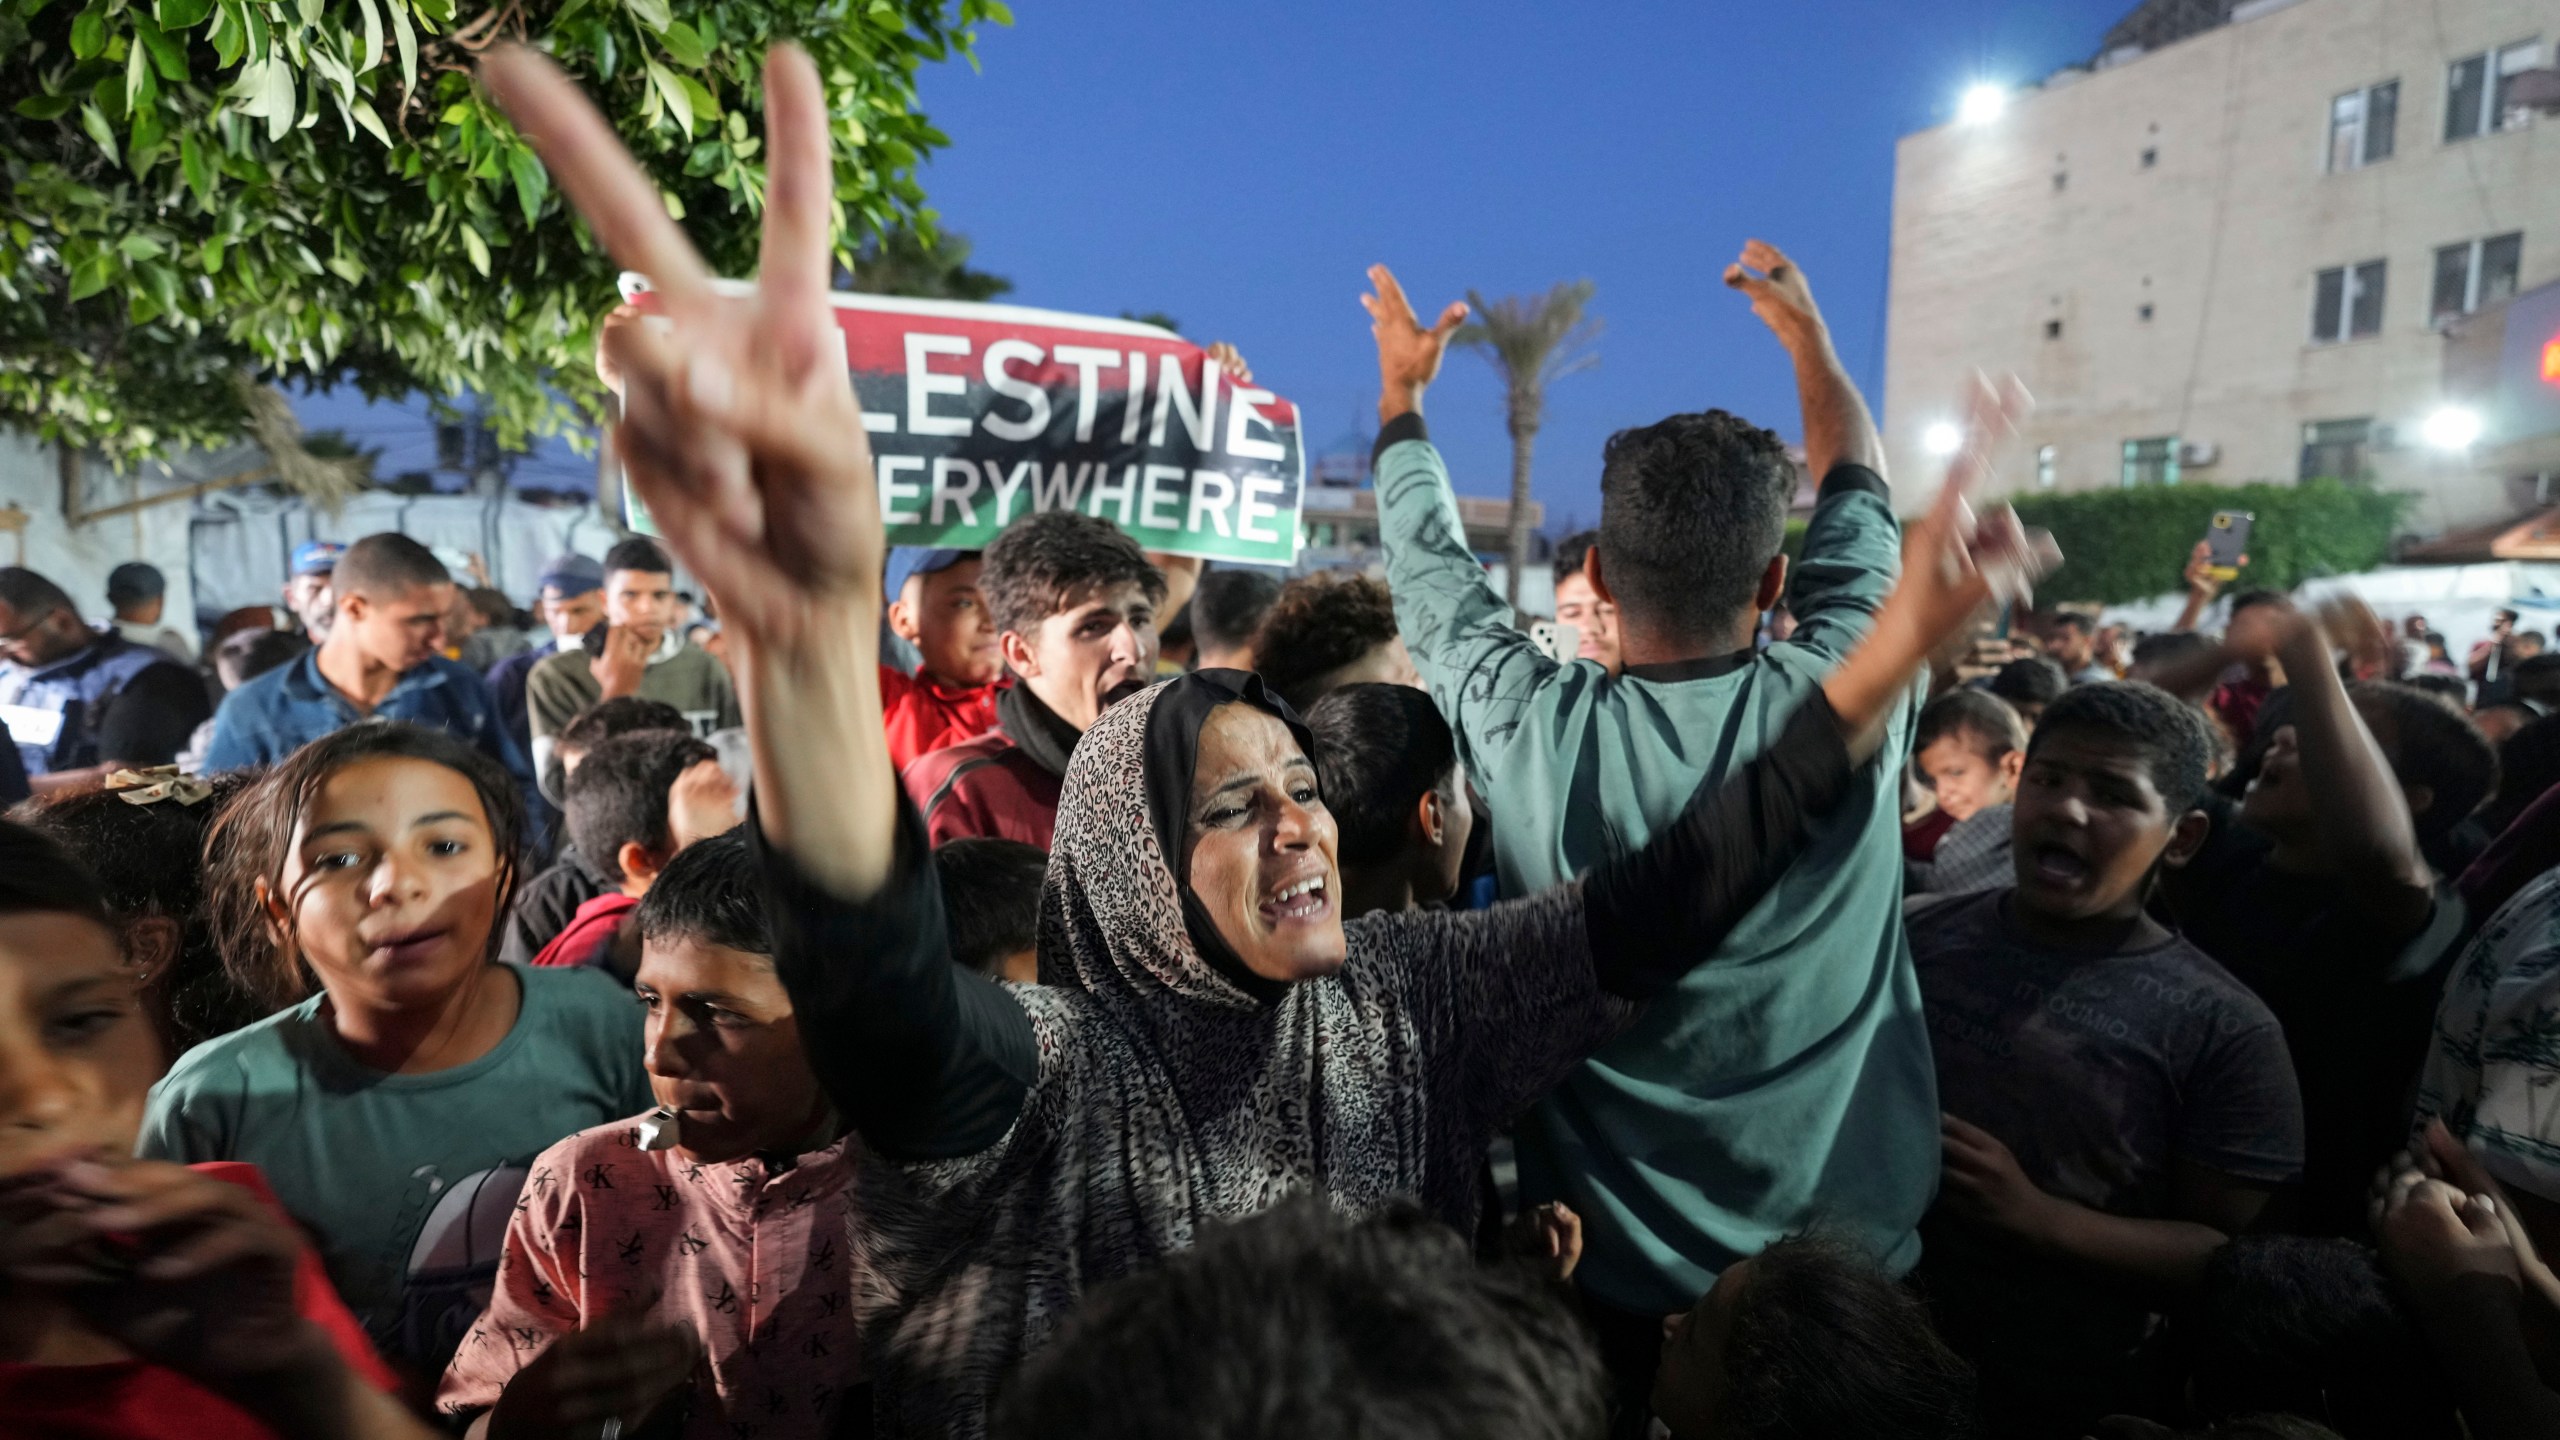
[2203,511,2253,583]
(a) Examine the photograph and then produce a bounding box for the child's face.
[636,935,826,1165]
[1915,735,2020,823]
[895,559,1003,689]
[272,756,504,1013]
[2010,730,2187,924]
[1652,1256,1752,1440]
[0,909,158,1182]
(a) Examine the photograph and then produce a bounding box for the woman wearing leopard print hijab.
[477,41,2022,1435]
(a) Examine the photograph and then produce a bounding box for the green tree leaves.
[0,0,1007,462]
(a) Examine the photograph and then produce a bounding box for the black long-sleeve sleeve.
[1581,689,1861,1000]
[753,794,1039,1161]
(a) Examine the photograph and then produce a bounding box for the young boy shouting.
[1904,682,2304,1438]
[440,831,857,1440]
[1908,688,2027,896]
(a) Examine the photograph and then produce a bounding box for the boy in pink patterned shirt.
[439,832,859,1439]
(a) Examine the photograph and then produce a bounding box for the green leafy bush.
[0,0,1007,460]
[2008,481,2410,606]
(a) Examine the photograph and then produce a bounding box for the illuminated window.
[2122,437,2179,488]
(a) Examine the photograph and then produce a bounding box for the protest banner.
[619,276,1306,564]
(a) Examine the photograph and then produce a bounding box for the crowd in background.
[12,47,2560,1440]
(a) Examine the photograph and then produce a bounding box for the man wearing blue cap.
[487,553,607,758]
[283,539,343,640]
[880,548,1006,771]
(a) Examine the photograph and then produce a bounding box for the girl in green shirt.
[141,724,650,1394]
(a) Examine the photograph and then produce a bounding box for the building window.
[2044,319,2063,340]
[2036,444,2058,488]
[2122,437,2179,488]
[2139,302,2155,321]
[2141,146,2159,167]
[2312,259,2388,342]
[2329,80,2400,170]
[2300,418,2374,480]
[2432,232,2524,323]
[2447,41,2539,141]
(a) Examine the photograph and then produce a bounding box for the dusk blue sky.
[907,0,2135,531]
[304,0,2139,526]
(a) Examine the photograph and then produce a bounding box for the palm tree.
[1455,281,1601,610]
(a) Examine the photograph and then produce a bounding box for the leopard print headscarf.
[853,674,1630,1438]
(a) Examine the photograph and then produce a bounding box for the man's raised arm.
[1364,265,1565,773]
[1725,239,1883,483]
[1727,241,1898,663]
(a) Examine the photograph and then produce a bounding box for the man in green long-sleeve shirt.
[1363,244,1936,1423]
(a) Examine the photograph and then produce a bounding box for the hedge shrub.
[2008,481,2410,606]
[1778,481,2405,607]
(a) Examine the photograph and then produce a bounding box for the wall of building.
[0,431,201,632]
[1883,0,2560,535]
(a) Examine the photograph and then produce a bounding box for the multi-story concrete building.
[1883,0,2560,536]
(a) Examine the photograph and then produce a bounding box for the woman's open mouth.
[1260,874,1331,926]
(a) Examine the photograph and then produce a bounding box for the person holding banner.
[482,42,2033,1438]
[1363,244,1936,1428]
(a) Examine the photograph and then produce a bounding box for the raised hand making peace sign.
[483,43,896,895]
[482,44,879,653]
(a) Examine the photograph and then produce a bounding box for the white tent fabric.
[189,489,626,618]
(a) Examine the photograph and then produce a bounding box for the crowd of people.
[10,42,2560,1440]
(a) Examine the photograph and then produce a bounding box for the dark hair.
[466,586,518,626]
[2229,589,2286,618]
[2523,630,2550,649]
[2483,711,2560,835]
[2405,672,2468,705]
[557,697,689,757]
[1309,684,1459,867]
[1189,569,1284,657]
[635,829,769,956]
[2511,652,2560,705]
[2028,681,2216,813]
[990,1197,1606,1440]
[0,818,113,928]
[1717,1235,1982,1440]
[1916,689,2027,763]
[206,723,525,1008]
[980,510,1165,640]
[566,730,716,883]
[215,628,310,691]
[0,566,75,621]
[932,838,1047,977]
[332,533,450,601]
[2176,1237,2455,1440]
[2048,611,2096,636]
[2348,682,2494,853]
[1553,529,1599,581]
[1252,573,1402,712]
[2132,630,2217,674]
[22,775,270,1054]
[602,536,673,578]
[1596,410,1794,639]
[1988,656,2069,708]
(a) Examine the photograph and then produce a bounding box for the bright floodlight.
[1923,422,1965,458]
[1959,84,2008,126]
[2423,405,2484,451]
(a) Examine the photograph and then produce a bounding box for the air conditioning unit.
[2179,440,2221,468]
